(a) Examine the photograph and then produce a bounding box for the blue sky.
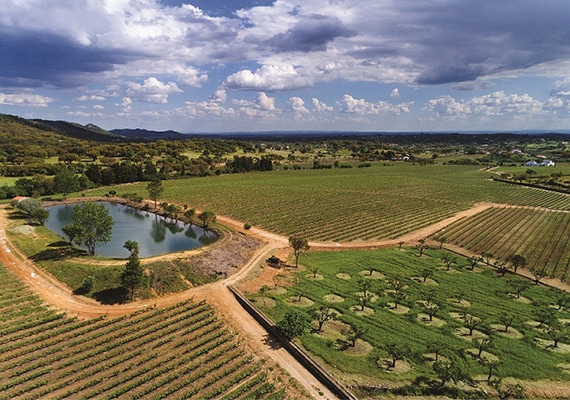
[1,0,570,133]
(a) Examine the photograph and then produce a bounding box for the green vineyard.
[0,266,286,400]
[88,164,570,242]
[438,207,570,281]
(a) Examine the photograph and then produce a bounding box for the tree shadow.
[92,287,128,305]
[30,241,87,262]
[262,334,282,350]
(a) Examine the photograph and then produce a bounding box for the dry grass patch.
[336,273,351,280]
[447,298,471,307]
[417,314,446,327]
[534,339,570,353]
[343,339,373,357]
[285,296,314,307]
[377,358,412,373]
[412,277,438,286]
[490,324,523,338]
[323,293,345,303]
[305,273,324,281]
[453,327,488,341]
[252,296,276,308]
[358,270,385,279]
[269,287,287,295]
[385,303,410,314]
[351,306,375,316]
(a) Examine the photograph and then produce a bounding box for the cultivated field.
[87,163,570,242]
[437,206,570,282]
[0,265,290,400]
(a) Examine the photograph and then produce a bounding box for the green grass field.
[251,247,570,398]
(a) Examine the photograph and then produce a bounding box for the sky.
[2,0,570,133]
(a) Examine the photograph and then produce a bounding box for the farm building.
[525,160,555,167]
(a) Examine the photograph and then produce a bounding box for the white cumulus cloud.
[126,77,182,104]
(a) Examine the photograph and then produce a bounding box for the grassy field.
[250,247,570,398]
[85,163,570,242]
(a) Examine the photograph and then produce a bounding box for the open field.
[0,265,291,400]
[250,247,570,398]
[86,163,570,242]
[436,206,570,282]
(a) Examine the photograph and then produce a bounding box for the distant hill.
[110,128,187,140]
[29,119,124,142]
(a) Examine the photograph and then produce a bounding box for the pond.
[45,202,218,258]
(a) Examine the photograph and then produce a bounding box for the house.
[525,160,555,167]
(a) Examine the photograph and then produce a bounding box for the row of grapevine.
[0,266,288,399]
[438,207,570,281]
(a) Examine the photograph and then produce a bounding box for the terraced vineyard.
[89,164,570,242]
[437,207,570,281]
[0,266,287,400]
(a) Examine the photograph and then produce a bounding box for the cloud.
[126,77,182,104]
[267,14,354,53]
[390,88,399,98]
[76,95,106,102]
[285,97,309,114]
[223,65,312,91]
[338,95,413,116]
[423,91,546,118]
[312,98,333,112]
[0,92,54,107]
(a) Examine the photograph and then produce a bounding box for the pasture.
[250,247,570,398]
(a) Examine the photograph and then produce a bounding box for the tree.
[498,311,515,333]
[545,322,568,348]
[441,252,456,271]
[277,310,310,339]
[183,208,196,225]
[507,279,530,299]
[435,236,446,249]
[343,324,367,347]
[384,342,410,369]
[311,305,336,332]
[427,340,446,361]
[121,240,145,301]
[53,168,80,198]
[289,236,310,268]
[389,278,407,309]
[15,197,44,224]
[530,266,547,284]
[555,291,570,310]
[433,360,464,387]
[420,268,433,282]
[197,210,216,229]
[482,252,494,266]
[490,378,525,400]
[147,177,164,208]
[464,314,481,336]
[63,202,114,255]
[422,301,441,322]
[398,241,405,250]
[533,307,556,328]
[496,261,509,277]
[480,358,501,382]
[31,207,50,225]
[507,254,527,273]
[473,337,494,358]
[467,256,483,271]
[309,266,320,278]
[415,238,427,256]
